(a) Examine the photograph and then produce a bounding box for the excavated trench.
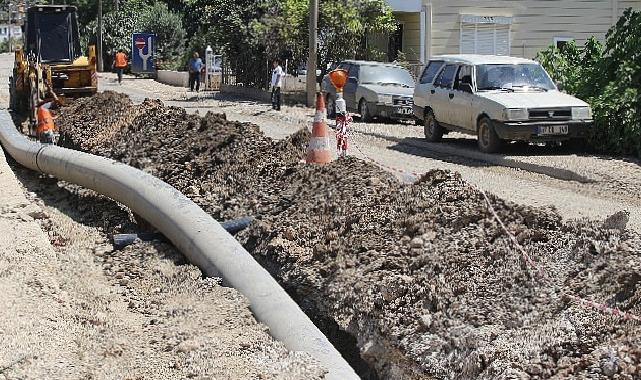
[55,92,641,380]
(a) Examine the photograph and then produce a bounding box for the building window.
[460,15,512,56]
[388,23,404,61]
[554,37,573,50]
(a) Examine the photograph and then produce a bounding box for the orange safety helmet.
[36,106,55,136]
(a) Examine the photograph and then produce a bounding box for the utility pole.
[7,2,12,53]
[97,0,103,71]
[114,0,118,12]
[306,0,318,107]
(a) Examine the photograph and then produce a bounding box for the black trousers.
[116,68,124,83]
[189,72,200,91]
[271,87,281,110]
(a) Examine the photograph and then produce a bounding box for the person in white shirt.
[271,59,284,111]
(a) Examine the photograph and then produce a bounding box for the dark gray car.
[322,60,415,122]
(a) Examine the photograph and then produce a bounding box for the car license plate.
[396,107,412,115]
[538,125,569,135]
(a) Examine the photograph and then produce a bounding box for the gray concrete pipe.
[0,111,358,380]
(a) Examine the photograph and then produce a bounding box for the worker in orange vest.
[36,80,62,143]
[36,106,55,143]
[113,49,128,84]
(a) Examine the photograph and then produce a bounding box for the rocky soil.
[56,92,641,380]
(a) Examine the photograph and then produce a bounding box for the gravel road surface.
[97,72,641,232]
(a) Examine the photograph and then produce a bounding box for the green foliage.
[317,0,395,71]
[82,0,186,68]
[74,0,395,86]
[185,0,269,86]
[394,50,412,69]
[250,0,308,68]
[253,0,395,72]
[0,37,20,53]
[68,0,116,30]
[536,9,641,157]
[140,1,186,65]
[186,0,395,87]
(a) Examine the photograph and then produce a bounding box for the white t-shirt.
[271,66,284,88]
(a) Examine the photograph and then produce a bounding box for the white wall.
[0,24,22,42]
[423,0,641,58]
[156,70,189,87]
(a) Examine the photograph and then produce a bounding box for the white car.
[322,60,415,122]
[413,55,593,153]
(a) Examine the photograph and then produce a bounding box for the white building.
[380,0,641,63]
[0,24,22,42]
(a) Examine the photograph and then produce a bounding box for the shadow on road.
[354,130,491,169]
[355,130,596,183]
[358,127,638,164]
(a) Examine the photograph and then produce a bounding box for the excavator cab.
[10,5,97,135]
[25,5,83,64]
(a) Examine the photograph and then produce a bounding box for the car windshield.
[360,65,415,88]
[476,64,556,91]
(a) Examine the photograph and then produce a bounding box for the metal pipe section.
[112,217,255,249]
[0,111,358,380]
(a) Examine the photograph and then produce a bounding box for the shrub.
[536,9,641,157]
[83,0,186,69]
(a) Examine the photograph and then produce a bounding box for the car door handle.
[430,89,435,94]
[449,93,454,99]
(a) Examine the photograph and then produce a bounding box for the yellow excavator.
[9,5,97,136]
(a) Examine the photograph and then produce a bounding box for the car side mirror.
[459,83,474,93]
[555,81,564,91]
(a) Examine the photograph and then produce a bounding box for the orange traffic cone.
[306,92,333,164]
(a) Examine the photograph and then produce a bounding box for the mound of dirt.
[56,92,641,380]
[57,92,309,221]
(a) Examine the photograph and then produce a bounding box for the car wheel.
[326,95,336,119]
[477,117,503,153]
[423,110,444,142]
[359,99,373,122]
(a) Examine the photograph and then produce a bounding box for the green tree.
[536,9,641,157]
[317,0,395,72]
[140,1,186,68]
[83,0,186,69]
[184,0,269,86]
[189,0,395,87]
[252,0,395,72]
[250,0,310,70]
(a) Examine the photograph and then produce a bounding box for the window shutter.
[460,23,476,54]
[476,24,495,55]
[460,16,511,56]
[495,24,510,56]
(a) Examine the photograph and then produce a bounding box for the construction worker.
[36,81,62,143]
[113,49,128,84]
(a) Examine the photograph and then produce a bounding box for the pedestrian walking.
[113,49,128,84]
[271,59,283,111]
[188,52,204,92]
